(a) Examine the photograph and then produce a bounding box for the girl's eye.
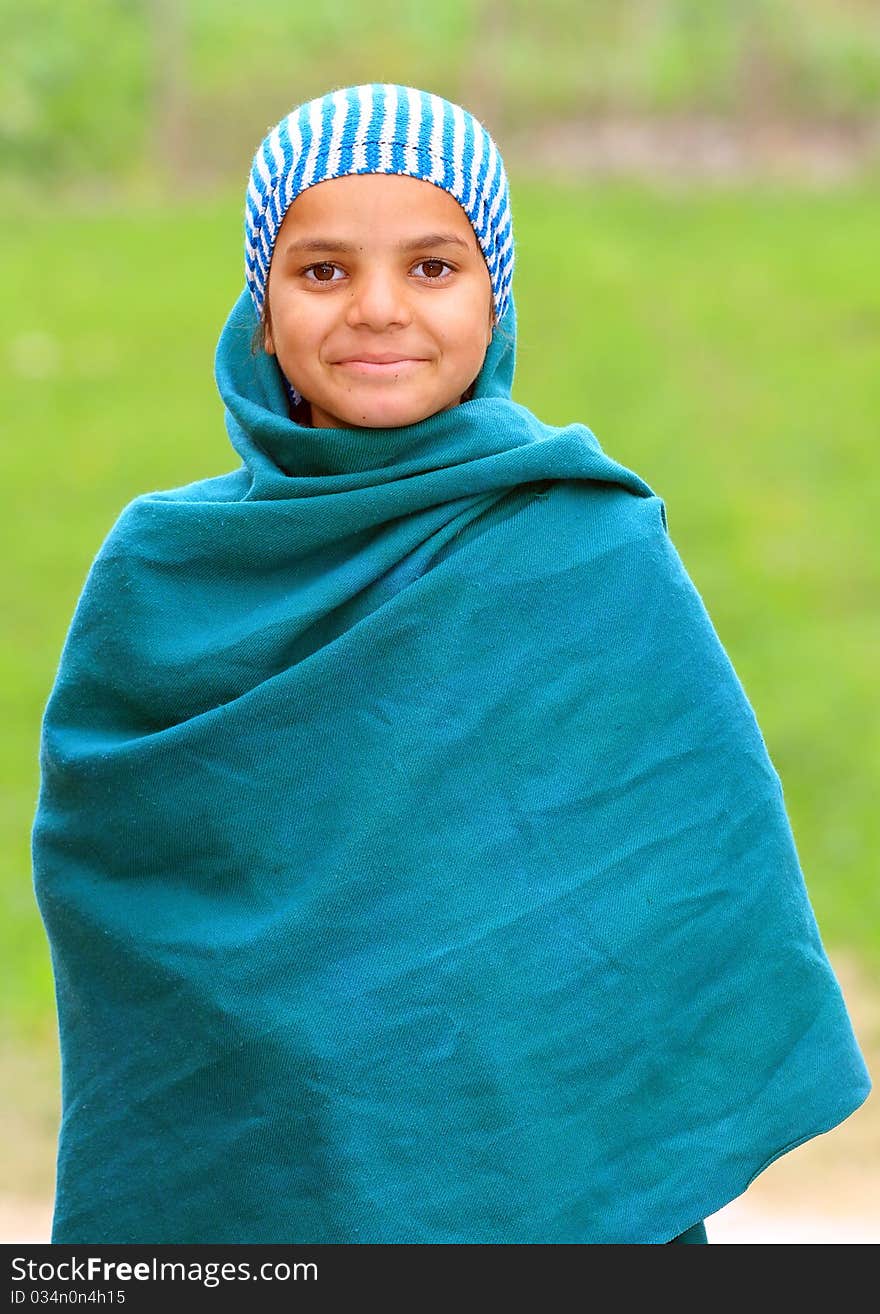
[301,259,454,284]
[414,259,453,280]
[303,263,344,283]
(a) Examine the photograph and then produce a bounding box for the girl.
[33,83,870,1245]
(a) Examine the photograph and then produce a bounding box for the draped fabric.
[32,287,870,1243]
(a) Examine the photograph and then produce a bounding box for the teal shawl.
[33,288,870,1244]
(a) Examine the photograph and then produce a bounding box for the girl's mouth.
[335,359,428,376]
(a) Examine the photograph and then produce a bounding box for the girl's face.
[263,173,496,430]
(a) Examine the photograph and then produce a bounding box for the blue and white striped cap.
[244,83,514,328]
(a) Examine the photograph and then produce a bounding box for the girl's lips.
[335,358,427,376]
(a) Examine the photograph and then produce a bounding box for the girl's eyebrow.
[284,232,471,255]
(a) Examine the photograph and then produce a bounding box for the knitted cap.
[244,83,514,330]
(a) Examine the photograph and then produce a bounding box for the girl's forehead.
[279,173,474,238]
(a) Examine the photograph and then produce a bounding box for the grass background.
[6,0,880,196]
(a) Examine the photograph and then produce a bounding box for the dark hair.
[250,302,269,356]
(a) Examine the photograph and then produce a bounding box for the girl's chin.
[313,393,462,430]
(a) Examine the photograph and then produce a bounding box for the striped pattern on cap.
[245,83,514,327]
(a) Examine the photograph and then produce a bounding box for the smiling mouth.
[335,359,428,376]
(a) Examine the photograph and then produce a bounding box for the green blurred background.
[2,0,878,1236]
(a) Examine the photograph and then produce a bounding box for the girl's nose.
[344,270,413,330]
